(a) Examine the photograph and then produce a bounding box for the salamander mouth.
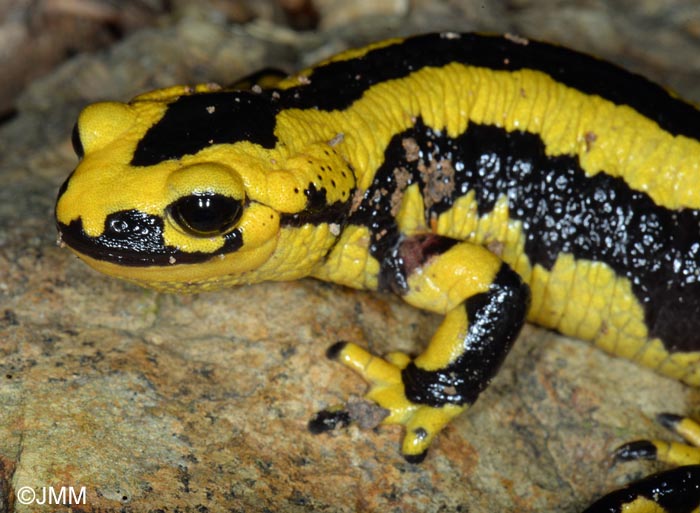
[57,209,243,267]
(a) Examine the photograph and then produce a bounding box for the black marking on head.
[283,33,700,140]
[58,210,243,266]
[279,184,352,227]
[401,264,529,407]
[71,123,84,158]
[581,465,700,513]
[131,91,279,166]
[56,171,74,205]
[303,183,328,212]
[352,118,700,353]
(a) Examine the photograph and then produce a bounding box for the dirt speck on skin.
[402,137,420,162]
[401,136,456,212]
[419,156,455,211]
[390,166,412,216]
[487,240,505,257]
[584,131,597,152]
[350,187,365,214]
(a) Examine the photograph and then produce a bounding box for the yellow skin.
[61,67,700,376]
[57,33,700,509]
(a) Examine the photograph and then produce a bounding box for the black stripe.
[284,33,700,140]
[351,118,700,353]
[402,264,530,407]
[58,210,243,266]
[132,33,700,168]
[279,200,351,227]
[131,91,280,167]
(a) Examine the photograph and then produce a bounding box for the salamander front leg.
[311,235,530,462]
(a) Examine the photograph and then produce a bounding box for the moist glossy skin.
[582,465,700,513]
[56,32,700,511]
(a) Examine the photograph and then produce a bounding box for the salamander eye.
[170,193,243,237]
[71,123,84,159]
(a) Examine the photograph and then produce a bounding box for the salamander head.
[55,86,355,292]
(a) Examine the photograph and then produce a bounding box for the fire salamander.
[55,33,700,511]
